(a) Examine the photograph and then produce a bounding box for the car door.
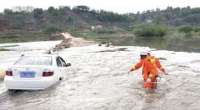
[56,57,65,80]
[59,57,68,74]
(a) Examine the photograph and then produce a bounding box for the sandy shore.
[61,32,96,47]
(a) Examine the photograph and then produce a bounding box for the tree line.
[1,6,200,38]
[130,6,200,26]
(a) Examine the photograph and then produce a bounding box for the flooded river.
[98,37,200,53]
[1,40,200,110]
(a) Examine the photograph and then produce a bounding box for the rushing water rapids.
[0,41,200,110]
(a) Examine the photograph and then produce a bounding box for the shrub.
[0,48,10,51]
[193,27,200,33]
[178,25,193,33]
[43,24,60,35]
[94,28,115,34]
[33,8,44,18]
[134,24,167,37]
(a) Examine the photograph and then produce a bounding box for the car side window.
[56,58,62,67]
[59,57,67,67]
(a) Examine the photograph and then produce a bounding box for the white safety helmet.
[147,49,151,54]
[140,51,148,55]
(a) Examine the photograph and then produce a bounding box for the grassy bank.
[0,31,64,44]
[0,48,10,51]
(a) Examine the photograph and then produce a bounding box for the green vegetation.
[178,25,193,33]
[1,5,200,45]
[94,28,116,34]
[178,25,193,37]
[1,45,19,47]
[33,8,44,18]
[0,48,10,51]
[73,6,90,12]
[133,6,200,26]
[43,24,61,35]
[134,24,167,37]
[1,5,137,43]
[194,27,200,33]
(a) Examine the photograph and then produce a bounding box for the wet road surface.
[1,42,200,110]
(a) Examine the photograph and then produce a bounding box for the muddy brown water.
[98,37,200,53]
[0,41,200,110]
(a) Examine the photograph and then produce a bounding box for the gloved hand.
[161,68,166,73]
[146,78,151,82]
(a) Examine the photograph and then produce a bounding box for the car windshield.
[15,56,52,66]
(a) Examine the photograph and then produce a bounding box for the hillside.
[131,6,200,26]
[0,6,135,43]
[0,6,200,43]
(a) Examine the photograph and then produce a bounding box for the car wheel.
[7,89,14,92]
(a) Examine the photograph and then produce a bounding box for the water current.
[0,40,200,110]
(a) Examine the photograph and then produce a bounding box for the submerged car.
[4,55,71,90]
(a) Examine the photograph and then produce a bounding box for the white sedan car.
[4,54,71,90]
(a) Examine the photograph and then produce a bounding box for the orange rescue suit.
[149,55,165,73]
[142,57,159,88]
[130,55,165,73]
[130,55,165,89]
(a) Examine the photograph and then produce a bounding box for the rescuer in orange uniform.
[128,50,166,89]
[129,49,166,75]
[142,54,159,88]
[146,49,166,74]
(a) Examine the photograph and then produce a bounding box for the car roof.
[21,54,59,58]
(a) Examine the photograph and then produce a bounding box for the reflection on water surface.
[98,37,200,52]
